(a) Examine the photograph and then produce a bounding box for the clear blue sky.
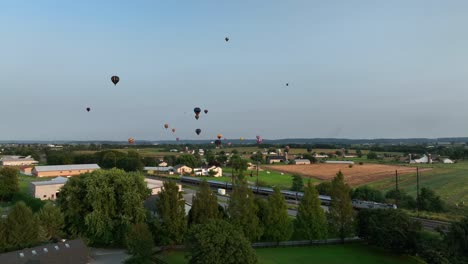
[1,1,468,141]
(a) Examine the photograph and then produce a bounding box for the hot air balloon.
[215,139,222,147]
[176,137,180,141]
[286,83,289,86]
[256,136,262,144]
[128,138,135,144]
[256,135,261,140]
[217,134,223,140]
[164,124,169,129]
[86,107,90,112]
[204,109,208,114]
[194,107,201,120]
[225,37,229,42]
[111,76,120,85]
[172,128,176,133]
[228,142,232,146]
[285,146,290,152]
[240,137,244,141]
[195,128,201,135]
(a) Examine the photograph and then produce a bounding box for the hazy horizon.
[2,1,468,141]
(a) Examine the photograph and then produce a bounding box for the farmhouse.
[193,166,223,177]
[29,177,68,200]
[174,164,193,174]
[292,159,311,165]
[20,166,33,175]
[32,164,100,177]
[267,156,286,164]
[0,239,89,264]
[0,155,38,166]
[144,166,174,175]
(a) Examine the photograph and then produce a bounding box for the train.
[180,176,397,210]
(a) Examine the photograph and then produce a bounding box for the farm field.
[158,244,422,264]
[195,168,320,190]
[368,162,468,216]
[263,163,430,186]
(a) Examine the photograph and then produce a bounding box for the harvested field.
[263,163,431,186]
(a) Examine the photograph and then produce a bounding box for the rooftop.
[31,176,69,186]
[34,164,100,172]
[0,239,89,264]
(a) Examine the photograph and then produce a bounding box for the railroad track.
[412,217,451,232]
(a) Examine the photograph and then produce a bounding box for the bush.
[348,164,353,168]
[359,162,364,165]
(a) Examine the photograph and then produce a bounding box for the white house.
[145,178,182,195]
[143,166,174,175]
[443,158,454,164]
[193,166,223,177]
[158,161,168,167]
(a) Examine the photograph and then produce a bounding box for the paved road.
[89,248,128,264]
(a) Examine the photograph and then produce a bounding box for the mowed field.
[263,164,430,186]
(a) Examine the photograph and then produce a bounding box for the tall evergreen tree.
[0,167,19,201]
[6,201,39,250]
[228,180,262,242]
[264,187,293,243]
[155,181,187,245]
[189,180,221,226]
[125,223,155,264]
[290,175,304,192]
[329,171,354,243]
[294,181,328,240]
[37,202,64,241]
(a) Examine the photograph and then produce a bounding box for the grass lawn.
[196,168,320,190]
[367,161,468,217]
[158,244,422,264]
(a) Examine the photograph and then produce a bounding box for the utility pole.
[395,170,399,191]
[416,167,420,211]
[256,159,259,192]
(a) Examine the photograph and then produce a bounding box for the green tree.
[101,151,118,168]
[186,220,258,264]
[177,154,201,168]
[356,149,363,158]
[315,182,332,196]
[36,203,64,241]
[155,181,187,246]
[329,171,354,243]
[228,180,262,242]
[352,186,385,203]
[0,167,19,201]
[125,223,155,264]
[356,209,421,254]
[385,189,416,209]
[189,180,221,226]
[294,182,328,240]
[367,151,378,160]
[250,152,264,163]
[229,154,248,181]
[264,187,293,243]
[418,188,445,212]
[57,169,150,245]
[6,201,39,250]
[290,175,304,192]
[444,218,468,263]
[0,219,7,252]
